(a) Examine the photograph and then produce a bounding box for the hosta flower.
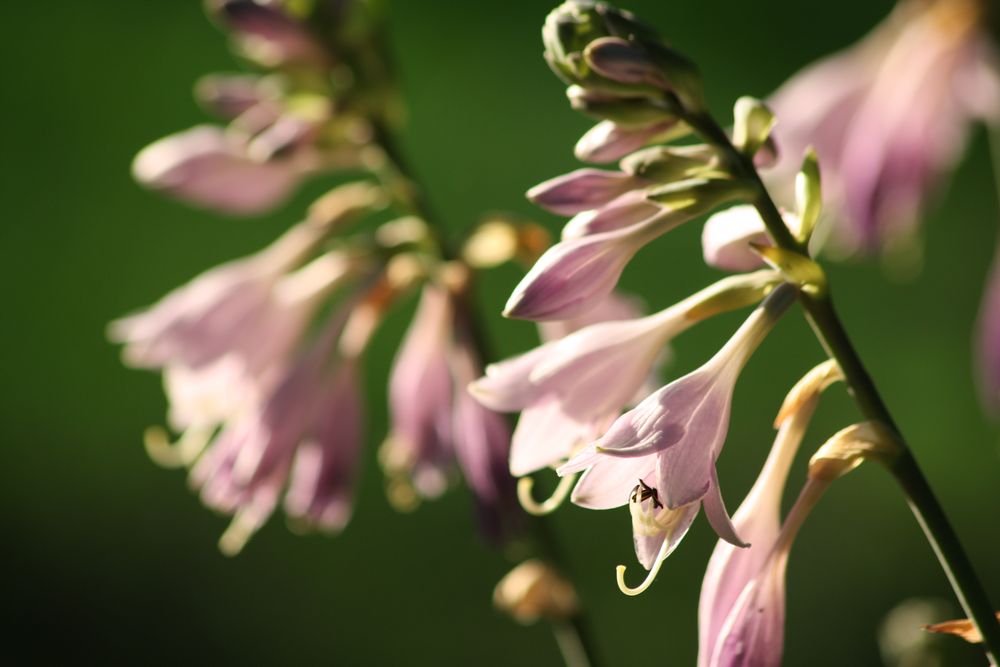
[450,335,517,541]
[699,361,841,666]
[574,119,683,164]
[207,0,329,68]
[478,273,779,478]
[383,282,518,537]
[110,226,352,380]
[190,306,364,555]
[382,284,456,500]
[132,125,321,214]
[768,0,1000,255]
[559,284,796,594]
[503,208,684,321]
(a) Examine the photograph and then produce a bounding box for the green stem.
[369,121,603,667]
[688,111,1000,660]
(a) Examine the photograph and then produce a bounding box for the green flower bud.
[619,144,718,182]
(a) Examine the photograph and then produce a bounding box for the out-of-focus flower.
[206,0,330,68]
[132,124,323,215]
[768,0,1000,256]
[558,284,796,594]
[382,284,456,502]
[493,559,580,625]
[191,306,364,555]
[382,280,518,539]
[698,360,842,666]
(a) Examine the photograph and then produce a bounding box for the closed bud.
[732,96,776,159]
[646,177,755,214]
[808,421,900,481]
[583,37,670,90]
[619,144,717,183]
[795,148,822,244]
[306,181,388,231]
[567,86,676,127]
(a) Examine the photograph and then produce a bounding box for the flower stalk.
[687,109,1000,661]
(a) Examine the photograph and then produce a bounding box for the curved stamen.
[144,426,211,469]
[615,539,670,596]
[517,473,578,516]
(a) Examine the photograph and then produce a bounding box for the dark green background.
[2,1,998,664]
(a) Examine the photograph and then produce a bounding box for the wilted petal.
[132,125,309,214]
[527,168,640,216]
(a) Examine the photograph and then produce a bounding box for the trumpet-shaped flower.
[559,284,796,593]
[768,0,1000,255]
[132,125,320,214]
[699,360,841,666]
[189,307,364,554]
[382,284,456,499]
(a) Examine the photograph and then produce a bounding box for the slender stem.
[688,111,1000,659]
[369,121,603,667]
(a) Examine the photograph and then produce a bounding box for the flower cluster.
[112,0,518,553]
[474,1,907,662]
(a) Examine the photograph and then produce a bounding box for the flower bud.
[574,119,687,163]
[794,148,822,244]
[646,177,755,214]
[567,86,676,127]
[619,144,717,183]
[493,559,580,624]
[808,421,900,481]
[732,96,776,159]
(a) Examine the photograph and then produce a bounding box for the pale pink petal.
[132,125,308,214]
[526,168,639,216]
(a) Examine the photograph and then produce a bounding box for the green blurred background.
[2,0,998,664]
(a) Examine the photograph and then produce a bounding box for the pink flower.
[502,209,683,321]
[207,0,329,68]
[561,190,664,239]
[383,282,518,538]
[527,168,642,216]
[132,125,319,215]
[189,307,365,555]
[558,284,796,593]
[768,0,1000,255]
[474,296,685,477]
[110,226,351,380]
[450,334,518,541]
[574,119,681,164]
[699,360,841,666]
[383,284,456,499]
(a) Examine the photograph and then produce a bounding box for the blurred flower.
[494,559,580,625]
[206,0,329,68]
[769,0,1000,256]
[382,284,456,502]
[558,284,796,594]
[382,281,518,539]
[132,125,322,215]
[191,307,364,555]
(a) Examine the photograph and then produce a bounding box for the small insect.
[629,479,663,509]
